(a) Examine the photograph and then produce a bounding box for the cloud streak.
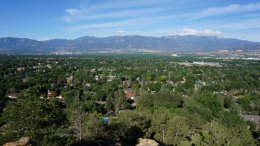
[62,0,173,22]
[194,2,260,18]
[176,28,222,36]
[65,9,78,16]
[63,7,169,22]
[66,15,176,32]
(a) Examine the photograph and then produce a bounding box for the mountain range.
[0,35,260,54]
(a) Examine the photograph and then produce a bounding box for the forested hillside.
[0,55,259,145]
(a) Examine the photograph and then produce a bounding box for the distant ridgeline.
[0,35,260,54]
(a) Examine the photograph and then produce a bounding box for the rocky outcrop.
[3,137,34,146]
[136,138,159,146]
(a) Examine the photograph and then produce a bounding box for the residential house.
[124,88,135,101]
[47,90,64,100]
[47,90,56,98]
[17,67,25,71]
[66,76,73,84]
[107,75,115,82]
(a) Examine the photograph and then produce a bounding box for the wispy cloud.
[62,0,173,22]
[66,15,176,32]
[67,19,136,31]
[114,30,141,36]
[65,9,78,16]
[63,7,168,22]
[176,28,222,36]
[194,2,260,19]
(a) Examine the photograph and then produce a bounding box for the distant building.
[107,75,115,82]
[47,90,56,98]
[96,100,106,105]
[66,76,73,84]
[56,95,64,100]
[17,67,25,71]
[47,90,64,100]
[124,88,135,100]
[196,80,206,86]
[46,64,52,69]
[85,82,91,87]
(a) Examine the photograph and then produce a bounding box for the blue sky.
[1,0,260,41]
